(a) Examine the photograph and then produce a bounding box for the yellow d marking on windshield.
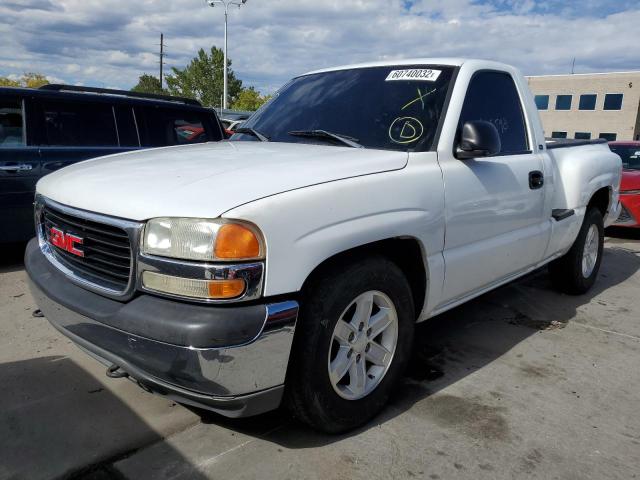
[388,117,424,144]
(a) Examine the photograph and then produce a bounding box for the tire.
[549,208,604,295]
[285,255,415,433]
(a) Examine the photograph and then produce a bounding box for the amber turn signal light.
[207,278,246,299]
[142,271,246,300]
[214,223,262,260]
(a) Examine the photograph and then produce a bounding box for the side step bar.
[552,209,575,221]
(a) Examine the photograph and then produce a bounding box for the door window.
[40,100,118,146]
[0,98,25,147]
[458,71,529,154]
[136,107,217,147]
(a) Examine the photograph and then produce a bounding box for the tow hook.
[106,364,129,379]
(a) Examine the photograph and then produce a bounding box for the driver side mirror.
[456,120,501,160]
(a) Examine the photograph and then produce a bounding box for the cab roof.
[303,58,513,76]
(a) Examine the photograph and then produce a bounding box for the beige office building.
[526,71,640,141]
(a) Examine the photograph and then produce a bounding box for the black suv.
[0,84,224,243]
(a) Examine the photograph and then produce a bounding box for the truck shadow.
[194,244,640,447]
[0,241,28,274]
[606,226,640,241]
[0,355,208,480]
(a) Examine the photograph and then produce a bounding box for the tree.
[0,73,49,88]
[0,77,20,87]
[131,74,166,95]
[232,87,272,111]
[165,46,243,107]
[22,73,49,88]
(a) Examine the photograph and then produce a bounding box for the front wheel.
[549,208,604,295]
[285,256,415,433]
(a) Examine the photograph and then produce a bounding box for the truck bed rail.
[545,138,608,150]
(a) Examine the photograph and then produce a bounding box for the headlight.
[143,218,264,261]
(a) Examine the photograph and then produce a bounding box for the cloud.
[0,0,638,96]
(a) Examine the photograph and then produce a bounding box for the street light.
[206,0,248,110]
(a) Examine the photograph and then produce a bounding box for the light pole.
[206,0,248,110]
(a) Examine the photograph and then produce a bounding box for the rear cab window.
[0,97,25,147]
[457,71,530,155]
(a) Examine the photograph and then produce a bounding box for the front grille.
[42,205,132,291]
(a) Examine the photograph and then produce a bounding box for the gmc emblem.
[49,227,84,257]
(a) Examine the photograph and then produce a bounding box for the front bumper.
[25,238,299,418]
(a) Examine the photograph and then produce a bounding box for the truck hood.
[37,141,408,220]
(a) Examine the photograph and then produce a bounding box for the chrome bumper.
[25,239,299,418]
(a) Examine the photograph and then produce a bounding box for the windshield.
[610,145,640,170]
[234,65,456,151]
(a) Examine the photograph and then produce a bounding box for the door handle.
[529,170,544,190]
[0,164,33,172]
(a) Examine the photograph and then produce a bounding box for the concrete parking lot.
[1,232,639,480]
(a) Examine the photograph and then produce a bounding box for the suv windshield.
[234,65,455,151]
[609,145,640,170]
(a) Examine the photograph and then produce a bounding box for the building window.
[535,95,549,110]
[603,94,623,110]
[574,132,591,140]
[579,94,597,111]
[599,133,617,141]
[555,95,572,110]
[551,131,568,139]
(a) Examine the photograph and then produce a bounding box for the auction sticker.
[385,69,441,82]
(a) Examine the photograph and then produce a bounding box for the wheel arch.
[587,186,612,217]
[299,237,428,320]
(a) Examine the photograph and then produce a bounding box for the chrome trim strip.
[35,194,144,300]
[137,253,264,303]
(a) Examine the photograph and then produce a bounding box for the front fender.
[221,161,446,315]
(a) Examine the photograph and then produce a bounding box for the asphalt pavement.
[1,231,639,480]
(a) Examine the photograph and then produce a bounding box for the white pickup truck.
[26,58,621,433]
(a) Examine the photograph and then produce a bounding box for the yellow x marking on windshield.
[402,87,436,111]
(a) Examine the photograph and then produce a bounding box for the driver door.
[437,71,549,306]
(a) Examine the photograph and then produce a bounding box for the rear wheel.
[549,208,604,294]
[286,256,414,433]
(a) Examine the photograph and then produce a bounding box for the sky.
[0,0,638,95]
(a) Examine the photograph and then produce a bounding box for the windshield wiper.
[234,127,270,142]
[288,130,363,148]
